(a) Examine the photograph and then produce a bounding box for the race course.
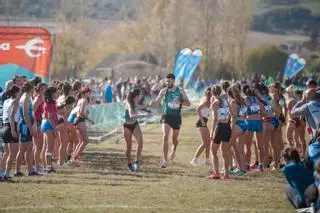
[0,112,293,213]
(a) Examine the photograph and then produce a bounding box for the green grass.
[0,112,293,213]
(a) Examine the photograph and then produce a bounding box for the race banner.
[0,27,53,89]
[184,49,203,88]
[173,48,192,81]
[283,53,306,79]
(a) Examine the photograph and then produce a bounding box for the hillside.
[0,0,135,21]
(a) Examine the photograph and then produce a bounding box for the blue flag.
[173,48,192,81]
[283,53,306,79]
[184,49,203,88]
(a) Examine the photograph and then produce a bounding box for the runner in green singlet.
[150,74,191,168]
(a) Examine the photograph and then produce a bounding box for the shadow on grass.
[82,151,189,178]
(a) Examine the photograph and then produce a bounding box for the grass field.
[0,112,293,213]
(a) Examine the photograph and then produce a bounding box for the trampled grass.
[0,112,293,213]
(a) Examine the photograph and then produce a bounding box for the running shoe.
[227,168,236,175]
[28,170,41,176]
[63,161,69,168]
[35,167,44,173]
[3,175,13,181]
[14,172,24,177]
[170,150,176,161]
[128,164,135,172]
[250,163,259,170]
[220,175,230,180]
[190,158,197,166]
[206,173,220,179]
[161,160,168,169]
[234,170,247,176]
[132,161,139,171]
[204,159,211,166]
[46,168,57,174]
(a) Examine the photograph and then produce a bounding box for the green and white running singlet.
[163,88,183,116]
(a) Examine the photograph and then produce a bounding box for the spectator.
[282,147,314,209]
[291,89,320,140]
[104,77,113,103]
[307,79,318,90]
[314,160,320,210]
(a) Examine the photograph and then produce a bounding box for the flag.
[184,49,203,88]
[283,53,306,79]
[173,48,192,81]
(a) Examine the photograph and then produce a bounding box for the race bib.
[264,105,272,113]
[218,107,229,120]
[239,106,247,117]
[168,100,180,109]
[250,103,260,113]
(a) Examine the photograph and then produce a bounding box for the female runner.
[243,84,265,172]
[207,86,231,180]
[41,87,59,173]
[71,86,93,160]
[227,85,247,174]
[2,86,20,180]
[190,87,212,166]
[33,83,47,172]
[15,82,38,176]
[123,89,150,171]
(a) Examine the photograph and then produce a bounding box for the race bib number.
[168,100,180,109]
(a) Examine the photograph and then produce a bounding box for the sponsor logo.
[15,38,47,58]
[0,43,10,51]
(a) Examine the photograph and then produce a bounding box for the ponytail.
[126,89,140,110]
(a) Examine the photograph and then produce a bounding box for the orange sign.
[0,27,52,87]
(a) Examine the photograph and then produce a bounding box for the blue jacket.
[104,84,113,103]
[282,162,314,203]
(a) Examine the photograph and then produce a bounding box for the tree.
[245,45,287,77]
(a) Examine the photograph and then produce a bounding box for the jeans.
[286,185,307,209]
